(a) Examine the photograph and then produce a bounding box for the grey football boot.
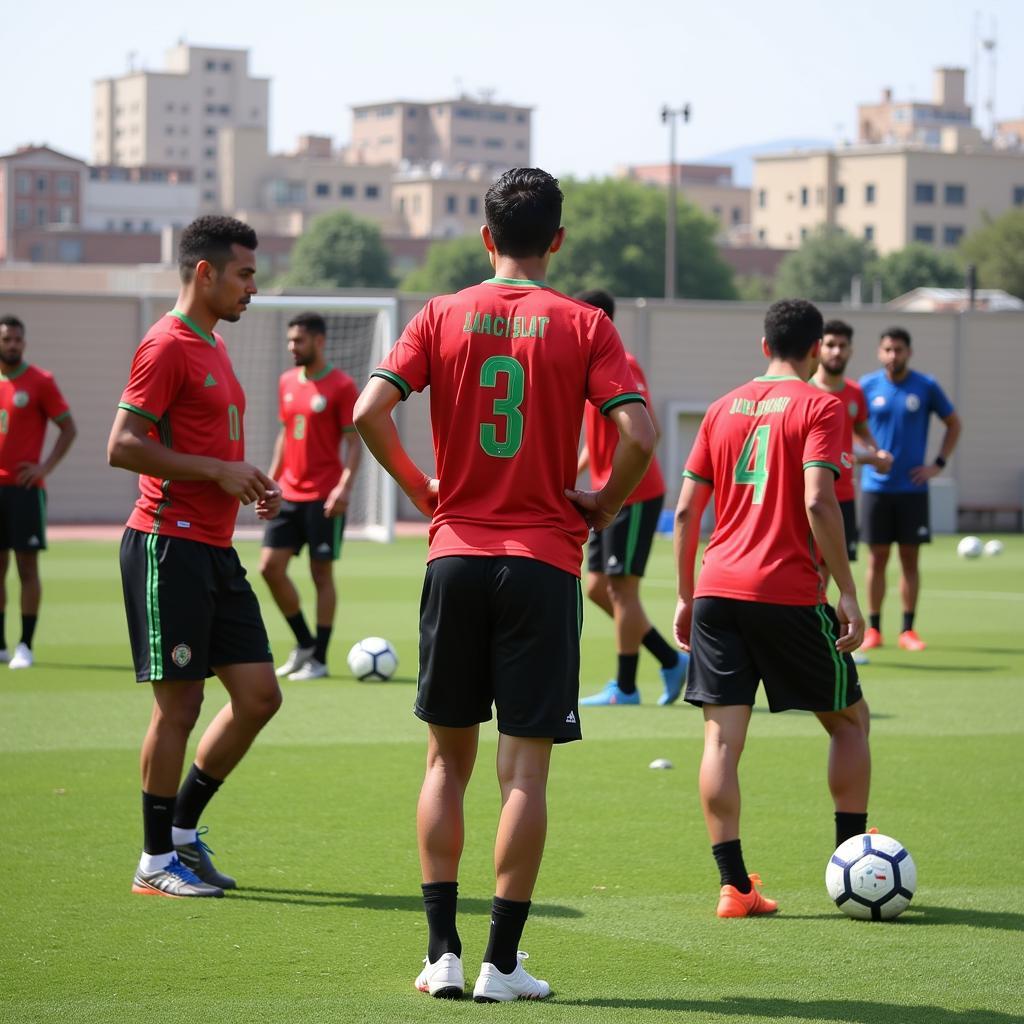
[132,855,224,898]
[175,827,237,889]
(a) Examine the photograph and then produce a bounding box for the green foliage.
[774,226,876,302]
[282,209,394,289]
[960,209,1024,299]
[869,243,963,301]
[548,177,737,299]
[734,274,775,302]
[400,233,492,293]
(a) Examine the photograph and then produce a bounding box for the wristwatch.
[934,455,947,469]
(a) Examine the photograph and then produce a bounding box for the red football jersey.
[277,365,358,502]
[683,375,846,605]
[584,352,665,505]
[374,278,644,576]
[811,378,866,502]
[0,365,70,487]
[118,311,247,547]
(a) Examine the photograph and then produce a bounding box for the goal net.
[219,295,399,542]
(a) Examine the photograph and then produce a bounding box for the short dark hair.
[484,168,563,258]
[881,326,911,347]
[823,319,853,340]
[178,215,258,282]
[287,312,327,337]
[574,288,615,321]
[0,315,25,333]
[764,299,824,359]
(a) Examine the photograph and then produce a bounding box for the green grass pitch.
[1,534,1022,1024]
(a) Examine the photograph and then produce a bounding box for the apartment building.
[348,97,531,170]
[858,68,976,146]
[84,165,198,234]
[391,166,493,239]
[93,44,269,209]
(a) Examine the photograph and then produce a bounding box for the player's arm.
[805,466,863,652]
[325,431,363,518]
[565,402,655,531]
[852,420,892,473]
[267,427,285,480]
[673,475,712,651]
[107,407,276,505]
[909,411,962,485]
[16,413,78,487]
[353,377,436,518]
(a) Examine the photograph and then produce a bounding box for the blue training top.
[859,368,954,493]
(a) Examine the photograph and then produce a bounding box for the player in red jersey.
[355,169,655,1001]
[108,216,283,899]
[0,315,77,669]
[260,312,362,681]
[810,320,891,663]
[674,299,870,918]
[573,289,688,707]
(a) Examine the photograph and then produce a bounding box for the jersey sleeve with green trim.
[585,315,645,413]
[375,304,432,398]
[802,393,844,476]
[119,335,186,422]
[683,414,715,485]
[39,372,70,422]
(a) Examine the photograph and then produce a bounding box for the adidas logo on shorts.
[565,711,577,724]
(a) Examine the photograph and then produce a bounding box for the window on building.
[16,204,30,226]
[29,244,44,262]
[835,184,846,205]
[206,104,216,114]
[141,219,153,233]
[35,206,47,226]
[484,138,504,149]
[446,195,457,213]
[57,204,74,224]
[731,207,742,225]
[165,102,175,112]
[166,125,175,135]
[800,227,808,240]
[36,175,47,193]
[757,228,766,242]
[206,60,217,71]
[757,189,766,209]
[340,183,355,198]
[315,182,330,197]
[204,169,215,180]
[397,197,405,213]
[365,185,380,199]
[54,174,73,197]
[219,105,230,115]
[407,107,418,118]
[467,196,479,215]
[944,184,966,205]
[799,187,808,207]
[913,224,935,243]
[516,112,527,123]
[865,183,876,204]
[221,61,231,72]
[1014,186,1024,206]
[205,126,216,136]
[203,190,215,201]
[204,147,216,158]
[16,172,31,196]
[864,225,875,241]
[914,182,935,204]
[123,219,133,232]
[455,136,474,146]
[943,225,964,246]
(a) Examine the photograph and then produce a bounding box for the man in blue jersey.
[859,328,961,652]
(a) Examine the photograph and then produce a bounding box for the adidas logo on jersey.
[203,373,217,387]
[565,711,577,724]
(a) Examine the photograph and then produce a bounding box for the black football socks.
[616,653,639,694]
[21,614,37,649]
[422,881,461,962]
[642,627,679,670]
[482,896,531,974]
[142,791,176,855]
[712,839,751,893]
[287,611,314,648]
[314,625,332,666]
[902,611,915,633]
[173,763,224,830]
[835,812,869,848]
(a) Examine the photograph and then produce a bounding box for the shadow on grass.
[879,664,999,674]
[775,904,1023,932]
[559,996,1018,1022]
[348,675,417,686]
[33,662,131,673]
[233,887,582,918]
[941,646,1024,657]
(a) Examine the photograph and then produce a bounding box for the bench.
[957,504,1023,533]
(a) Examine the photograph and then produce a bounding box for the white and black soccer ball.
[983,539,1004,557]
[346,637,398,681]
[957,536,983,558]
[826,832,917,921]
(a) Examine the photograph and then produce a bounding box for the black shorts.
[587,494,664,577]
[416,556,583,742]
[0,485,47,552]
[840,499,859,561]
[120,527,273,683]
[263,500,345,561]
[861,491,931,546]
[685,597,862,713]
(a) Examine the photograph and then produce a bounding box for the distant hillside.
[699,138,832,186]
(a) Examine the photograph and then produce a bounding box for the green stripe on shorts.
[145,533,164,681]
[815,604,847,709]
[624,502,642,575]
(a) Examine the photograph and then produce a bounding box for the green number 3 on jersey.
[479,355,524,458]
[733,424,770,504]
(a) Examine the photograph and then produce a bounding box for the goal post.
[222,295,399,542]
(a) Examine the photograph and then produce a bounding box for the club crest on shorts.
[12,390,29,408]
[171,643,192,668]
[310,394,328,413]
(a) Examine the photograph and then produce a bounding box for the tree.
[548,177,737,300]
[282,209,394,289]
[773,227,876,302]
[869,243,963,301]
[401,234,492,293]
[959,209,1024,299]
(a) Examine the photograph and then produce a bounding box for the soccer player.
[355,168,655,1000]
[259,312,361,680]
[674,299,870,918]
[107,215,283,899]
[859,327,962,651]
[0,315,77,669]
[574,289,688,707]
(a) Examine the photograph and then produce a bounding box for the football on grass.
[347,637,398,681]
[826,832,917,921]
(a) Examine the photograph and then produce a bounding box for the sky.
[4,0,1023,181]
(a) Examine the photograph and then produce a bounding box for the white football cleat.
[414,952,464,999]
[288,659,327,681]
[473,951,551,1002]
[275,644,315,677]
[9,643,33,670]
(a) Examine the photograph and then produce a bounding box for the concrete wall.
[0,288,1018,526]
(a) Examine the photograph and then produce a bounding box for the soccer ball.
[983,539,1004,557]
[826,832,917,921]
[956,536,983,558]
[346,637,398,681]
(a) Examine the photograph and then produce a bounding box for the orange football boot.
[860,627,883,650]
[898,629,927,651]
[716,873,779,918]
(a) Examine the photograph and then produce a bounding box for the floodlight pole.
[662,103,691,301]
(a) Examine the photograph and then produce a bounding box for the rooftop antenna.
[479,87,496,105]
[127,50,137,72]
[982,20,997,137]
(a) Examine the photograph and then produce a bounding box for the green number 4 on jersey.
[733,424,770,504]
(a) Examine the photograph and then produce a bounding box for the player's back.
[380,279,637,575]
[685,375,845,606]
